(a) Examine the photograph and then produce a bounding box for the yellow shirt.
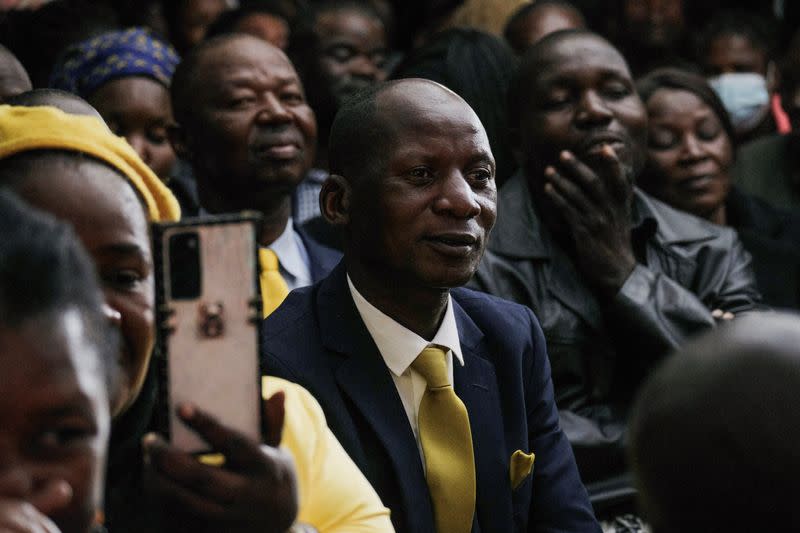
[263,377,394,532]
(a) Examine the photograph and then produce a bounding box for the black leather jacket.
[471,172,762,482]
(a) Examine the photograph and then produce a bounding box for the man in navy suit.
[169,34,340,290]
[262,78,599,533]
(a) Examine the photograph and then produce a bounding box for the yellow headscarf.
[0,104,180,415]
[0,104,180,222]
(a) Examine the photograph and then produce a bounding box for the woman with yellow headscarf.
[0,104,392,533]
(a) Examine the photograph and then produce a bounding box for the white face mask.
[709,72,771,133]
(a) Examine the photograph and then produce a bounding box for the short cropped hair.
[170,33,248,128]
[697,9,776,66]
[328,81,389,182]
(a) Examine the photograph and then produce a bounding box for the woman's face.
[0,310,110,533]
[89,77,177,182]
[642,88,733,220]
[12,157,154,412]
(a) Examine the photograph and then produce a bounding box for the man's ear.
[168,122,191,160]
[320,174,352,226]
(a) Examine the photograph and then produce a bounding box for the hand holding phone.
[142,392,298,533]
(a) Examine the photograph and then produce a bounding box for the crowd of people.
[1,0,800,532]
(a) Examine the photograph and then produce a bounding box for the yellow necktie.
[258,248,290,317]
[412,346,476,533]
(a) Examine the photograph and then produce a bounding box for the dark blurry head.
[0,189,117,533]
[170,34,316,214]
[621,0,684,52]
[205,2,292,50]
[698,9,775,78]
[393,28,517,185]
[165,0,230,54]
[697,10,775,137]
[325,79,496,290]
[509,30,647,194]
[290,1,388,143]
[0,44,32,102]
[637,68,734,223]
[630,312,800,532]
[503,0,586,55]
[0,0,118,88]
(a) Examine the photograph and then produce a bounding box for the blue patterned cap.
[50,27,181,98]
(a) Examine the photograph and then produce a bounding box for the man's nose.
[575,91,613,127]
[349,55,383,81]
[126,134,151,166]
[255,93,293,123]
[433,172,482,218]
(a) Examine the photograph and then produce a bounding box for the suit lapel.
[453,302,515,532]
[317,265,434,527]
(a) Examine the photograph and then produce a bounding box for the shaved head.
[5,89,105,121]
[630,312,800,532]
[329,78,483,185]
[0,44,32,102]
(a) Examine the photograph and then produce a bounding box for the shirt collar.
[346,275,464,377]
[268,218,307,281]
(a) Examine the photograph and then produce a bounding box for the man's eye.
[281,92,304,105]
[227,96,256,109]
[409,167,434,181]
[102,269,143,290]
[603,83,631,99]
[326,45,357,63]
[648,129,677,150]
[469,168,493,184]
[147,127,168,145]
[543,92,571,109]
[34,425,96,455]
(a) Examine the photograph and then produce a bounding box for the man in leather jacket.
[472,30,762,485]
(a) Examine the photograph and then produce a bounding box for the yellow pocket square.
[510,450,535,489]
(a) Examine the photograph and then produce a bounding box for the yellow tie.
[412,346,476,533]
[258,248,290,317]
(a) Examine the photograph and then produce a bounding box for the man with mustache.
[169,34,341,315]
[262,78,600,533]
[472,30,762,490]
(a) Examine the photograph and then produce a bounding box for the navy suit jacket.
[262,263,599,533]
[297,227,341,282]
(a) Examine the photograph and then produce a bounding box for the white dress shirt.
[347,275,464,468]
[267,218,312,290]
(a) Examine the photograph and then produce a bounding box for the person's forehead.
[202,37,298,81]
[647,88,712,118]
[0,310,101,389]
[376,82,482,133]
[532,35,631,85]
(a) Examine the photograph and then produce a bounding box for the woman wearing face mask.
[699,10,790,144]
[0,190,118,533]
[637,68,800,310]
[0,104,393,532]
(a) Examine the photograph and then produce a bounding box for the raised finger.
[177,404,270,472]
[29,480,71,518]
[545,166,593,214]
[262,392,285,448]
[143,433,247,504]
[544,182,585,234]
[596,144,629,202]
[555,151,608,205]
[0,500,61,533]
